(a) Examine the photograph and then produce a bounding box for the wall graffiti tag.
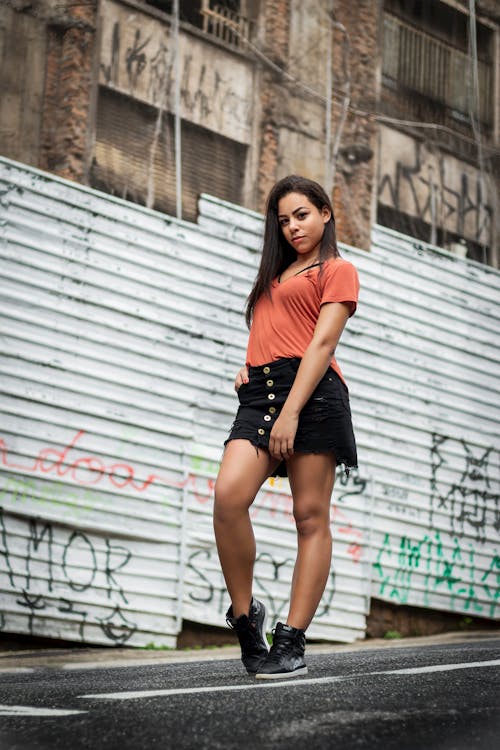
[430,433,499,543]
[185,544,338,626]
[373,529,499,618]
[98,0,253,144]
[377,125,492,246]
[0,506,137,644]
[373,430,499,618]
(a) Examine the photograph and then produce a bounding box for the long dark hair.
[245,175,339,327]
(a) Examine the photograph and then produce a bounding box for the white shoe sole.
[255,665,308,680]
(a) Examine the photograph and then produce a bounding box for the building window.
[382,2,493,127]
[143,1,250,48]
[91,88,246,223]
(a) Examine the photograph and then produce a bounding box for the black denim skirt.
[225,357,358,478]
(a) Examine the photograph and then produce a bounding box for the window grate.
[201,0,250,49]
[382,13,492,126]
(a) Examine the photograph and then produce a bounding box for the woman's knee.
[293,504,330,537]
[214,477,251,522]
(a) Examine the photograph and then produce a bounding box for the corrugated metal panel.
[364,226,500,619]
[0,159,369,645]
[1,159,498,650]
[181,444,370,642]
[0,160,197,646]
[197,196,500,622]
[0,158,253,646]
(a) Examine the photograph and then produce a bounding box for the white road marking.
[0,704,87,717]
[374,660,500,676]
[0,668,34,675]
[80,658,500,702]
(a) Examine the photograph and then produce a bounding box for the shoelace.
[227,617,262,648]
[265,633,296,663]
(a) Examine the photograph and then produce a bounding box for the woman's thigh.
[286,452,336,519]
[215,439,280,511]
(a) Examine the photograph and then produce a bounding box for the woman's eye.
[279,219,289,226]
[297,212,308,220]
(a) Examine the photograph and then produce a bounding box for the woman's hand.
[234,366,249,392]
[269,411,298,460]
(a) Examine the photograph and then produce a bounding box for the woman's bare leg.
[213,440,279,617]
[285,452,336,630]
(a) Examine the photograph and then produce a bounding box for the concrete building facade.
[1,0,498,262]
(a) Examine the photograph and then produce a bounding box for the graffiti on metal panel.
[374,432,499,617]
[0,432,238,506]
[373,530,499,618]
[185,456,366,623]
[0,430,163,493]
[0,424,365,533]
[430,433,499,543]
[0,507,136,644]
[188,454,367,565]
[1,431,365,641]
[186,546,337,626]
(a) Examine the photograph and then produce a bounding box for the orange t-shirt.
[245,257,359,384]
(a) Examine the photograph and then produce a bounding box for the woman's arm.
[268,301,351,460]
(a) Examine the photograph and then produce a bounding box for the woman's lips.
[292,236,305,243]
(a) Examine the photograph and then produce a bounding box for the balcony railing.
[383,13,492,126]
[201,0,251,49]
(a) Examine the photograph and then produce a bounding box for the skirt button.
[267,393,275,400]
[269,406,276,414]
[266,379,274,387]
[264,415,271,422]
[258,428,265,435]
[263,366,271,374]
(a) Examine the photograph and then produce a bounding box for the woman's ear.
[321,205,332,224]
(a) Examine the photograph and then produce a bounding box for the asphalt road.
[0,636,499,750]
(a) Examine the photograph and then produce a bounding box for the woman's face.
[277,192,331,258]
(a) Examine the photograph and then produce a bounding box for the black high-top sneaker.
[226,598,269,674]
[255,622,307,679]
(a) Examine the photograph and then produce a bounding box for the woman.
[213,175,359,679]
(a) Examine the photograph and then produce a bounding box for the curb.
[0,630,498,673]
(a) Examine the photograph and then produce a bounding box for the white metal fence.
[0,158,498,647]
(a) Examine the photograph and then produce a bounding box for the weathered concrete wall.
[99,0,254,145]
[377,124,494,248]
[0,1,49,168]
[0,0,98,183]
[2,0,497,265]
